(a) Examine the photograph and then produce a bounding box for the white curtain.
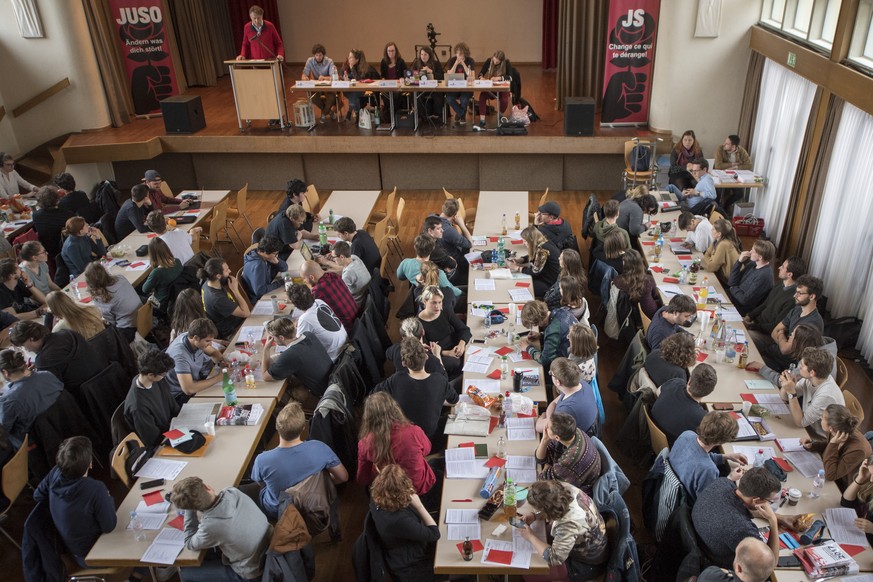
[749,59,816,245]
[808,103,873,363]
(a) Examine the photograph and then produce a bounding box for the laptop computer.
[446,73,465,82]
[300,243,313,261]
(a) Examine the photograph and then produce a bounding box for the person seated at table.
[536,357,597,436]
[164,318,225,403]
[678,211,714,253]
[170,287,211,342]
[727,240,775,316]
[412,260,458,314]
[778,347,844,438]
[53,172,89,216]
[114,184,152,240]
[45,291,105,339]
[592,229,628,275]
[476,50,512,128]
[644,331,696,387]
[145,210,200,265]
[799,403,871,489]
[172,476,271,582]
[715,134,752,171]
[520,299,577,384]
[646,293,695,350]
[669,412,745,502]
[535,200,574,250]
[389,318,449,379]
[342,49,378,122]
[544,249,589,322]
[266,204,306,261]
[286,283,348,362]
[509,225,561,299]
[840,457,873,546]
[744,256,805,335]
[438,199,472,259]
[617,193,659,241]
[19,241,60,298]
[650,363,717,446]
[397,235,462,299]
[142,169,190,214]
[415,286,469,378]
[536,412,601,495]
[443,42,475,125]
[517,480,608,582]
[317,240,371,310]
[568,323,597,384]
[365,464,440,581]
[378,41,408,115]
[669,130,703,190]
[60,217,106,278]
[334,216,381,273]
[747,324,837,388]
[198,258,250,341]
[668,159,717,216]
[241,236,287,303]
[0,348,63,449]
[701,219,741,283]
[765,274,824,368]
[260,317,332,398]
[33,436,115,569]
[299,259,357,332]
[0,152,37,198]
[142,238,184,311]
[612,250,661,319]
[590,199,631,251]
[276,179,317,236]
[697,537,776,582]
[411,46,444,122]
[421,216,459,281]
[0,258,47,319]
[250,401,348,520]
[358,393,442,511]
[302,43,339,123]
[33,186,75,262]
[692,468,793,569]
[553,275,589,330]
[123,349,180,447]
[84,262,142,343]
[8,320,100,391]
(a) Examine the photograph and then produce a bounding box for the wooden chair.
[622,140,658,190]
[529,187,550,222]
[135,302,153,339]
[836,357,849,390]
[225,183,254,234]
[159,180,174,200]
[639,305,652,334]
[63,554,130,582]
[110,432,144,489]
[367,188,397,231]
[843,390,864,423]
[373,217,396,273]
[0,436,28,549]
[385,197,405,258]
[643,404,669,454]
[235,266,254,310]
[709,209,726,224]
[206,201,238,256]
[303,184,321,216]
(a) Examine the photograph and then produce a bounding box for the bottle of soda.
[514,212,521,230]
[222,368,238,406]
[462,536,474,561]
[501,213,507,236]
[328,209,335,224]
[500,356,509,380]
[318,223,328,247]
[244,365,256,389]
[503,478,517,517]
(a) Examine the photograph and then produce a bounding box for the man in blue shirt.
[535,357,597,435]
[668,158,717,215]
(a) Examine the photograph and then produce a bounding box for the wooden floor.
[4,189,872,582]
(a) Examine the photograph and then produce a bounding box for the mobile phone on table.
[516,331,530,338]
[471,339,486,345]
[777,555,800,568]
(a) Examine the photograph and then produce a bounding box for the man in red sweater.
[236,5,285,62]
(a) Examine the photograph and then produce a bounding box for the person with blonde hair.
[801,403,871,487]
[702,219,741,282]
[509,225,561,298]
[413,259,457,313]
[45,291,105,339]
[416,285,470,377]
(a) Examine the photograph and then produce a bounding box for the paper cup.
[697,310,711,334]
[742,401,752,416]
[715,348,726,364]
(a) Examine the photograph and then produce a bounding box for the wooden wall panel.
[302,154,382,190]
[479,155,563,191]
[562,154,625,191]
[380,155,478,190]
[192,153,304,191]
[113,154,196,191]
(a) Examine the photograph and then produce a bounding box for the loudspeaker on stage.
[564,97,595,137]
[161,95,206,134]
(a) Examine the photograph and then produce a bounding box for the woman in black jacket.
[411,47,444,120]
[444,42,475,125]
[379,42,408,122]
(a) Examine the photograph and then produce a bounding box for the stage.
[61,65,666,192]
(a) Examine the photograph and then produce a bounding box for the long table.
[317,190,380,232]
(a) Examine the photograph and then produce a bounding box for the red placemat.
[456,539,484,556]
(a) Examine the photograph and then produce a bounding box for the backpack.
[123,439,154,483]
[581,194,603,239]
[629,144,651,172]
[823,316,863,354]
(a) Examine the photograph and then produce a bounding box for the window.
[762,0,787,26]
[760,0,842,53]
[849,0,873,70]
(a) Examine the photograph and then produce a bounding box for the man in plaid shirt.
[300,260,357,332]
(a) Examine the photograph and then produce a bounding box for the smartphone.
[515,331,530,338]
[509,517,526,528]
[140,478,164,490]
[777,555,800,568]
[471,339,486,345]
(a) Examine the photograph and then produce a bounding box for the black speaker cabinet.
[161,95,206,134]
[564,97,595,136]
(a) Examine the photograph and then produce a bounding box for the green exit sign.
[787,52,797,68]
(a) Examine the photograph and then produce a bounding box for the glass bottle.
[496,436,506,459]
[503,478,517,517]
[462,537,474,561]
[501,214,507,236]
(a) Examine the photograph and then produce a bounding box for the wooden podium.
[225,60,289,130]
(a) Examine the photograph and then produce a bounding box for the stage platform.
[62,66,667,192]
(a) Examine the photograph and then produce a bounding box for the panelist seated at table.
[701,219,741,283]
[123,349,180,448]
[286,283,348,363]
[444,42,475,125]
[146,210,200,266]
[476,50,513,128]
[415,286,469,378]
[696,537,775,582]
[199,258,251,341]
[267,205,307,261]
[0,348,63,449]
[668,412,745,503]
[316,241,371,310]
[172,476,272,582]
[726,240,775,316]
[84,262,143,343]
[260,317,332,398]
[646,294,696,351]
[840,458,873,547]
[8,321,101,392]
[302,43,340,122]
[378,42,408,115]
[612,250,661,320]
[410,47,444,121]
[536,357,597,437]
[644,332,696,388]
[60,217,107,278]
[800,403,871,489]
[650,364,718,446]
[276,179,317,238]
[520,299,577,382]
[333,216,381,274]
[114,184,152,240]
[508,226,561,299]
[777,346,844,438]
[677,211,713,254]
[714,134,753,171]
[164,318,226,403]
[342,49,379,121]
[536,412,601,496]
[143,170,190,214]
[0,258,47,320]
[248,402,349,520]
[242,236,288,302]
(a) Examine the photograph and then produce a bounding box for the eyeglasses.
[794,291,809,296]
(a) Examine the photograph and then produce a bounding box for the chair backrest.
[304,185,320,215]
[843,389,864,422]
[135,301,153,338]
[2,436,29,510]
[639,304,652,334]
[251,227,265,244]
[837,357,849,390]
[236,183,249,214]
[236,266,255,308]
[537,187,550,208]
[710,209,726,224]
[110,402,132,449]
[111,433,144,489]
[394,197,405,227]
[644,404,669,454]
[159,181,174,200]
[384,188,398,225]
[209,202,228,254]
[624,141,655,175]
[442,187,454,200]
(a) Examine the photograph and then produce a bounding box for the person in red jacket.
[236,5,285,62]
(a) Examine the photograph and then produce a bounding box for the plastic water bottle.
[500,356,509,380]
[503,478,517,517]
[810,469,825,498]
[496,436,506,459]
[130,511,146,542]
[330,64,338,83]
[501,213,507,236]
[656,232,664,251]
[503,391,513,416]
[244,365,256,389]
[484,312,491,329]
[221,368,238,406]
[725,329,737,363]
[679,266,689,285]
[271,295,280,314]
[496,237,506,266]
[754,449,765,468]
[318,223,328,246]
[329,209,335,224]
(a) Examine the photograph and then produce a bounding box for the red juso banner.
[109,0,180,115]
[601,1,661,125]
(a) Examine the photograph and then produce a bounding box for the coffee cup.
[788,488,801,506]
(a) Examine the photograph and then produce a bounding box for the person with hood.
[172,476,271,582]
[33,436,116,568]
[241,236,287,302]
[590,199,631,251]
[535,200,573,249]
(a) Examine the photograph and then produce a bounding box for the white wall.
[650,0,763,150]
[0,1,110,157]
[278,0,542,65]
[68,162,115,192]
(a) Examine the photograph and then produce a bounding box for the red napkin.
[739,394,757,404]
[168,514,185,531]
[488,236,499,243]
[520,351,532,361]
[143,491,165,506]
[488,416,499,433]
[185,209,200,215]
[487,369,502,379]
[80,297,92,303]
[841,544,866,557]
[670,238,684,243]
[677,255,693,260]
[514,282,530,288]
[641,241,654,246]
[163,429,186,440]
[772,457,793,472]
[696,352,709,362]
[77,281,87,288]
[279,303,287,310]
[510,239,523,245]
[487,549,514,565]
[147,233,157,239]
[649,266,664,273]
[484,456,507,468]
[663,276,680,283]
[458,442,475,448]
[129,261,144,268]
[494,347,513,356]
[516,410,537,418]
[456,539,484,556]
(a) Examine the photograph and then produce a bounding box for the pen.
[452,499,473,502]
[779,496,788,508]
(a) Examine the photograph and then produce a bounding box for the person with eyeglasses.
[0,152,38,199]
[667,158,717,215]
[763,274,824,369]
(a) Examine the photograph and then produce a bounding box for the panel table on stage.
[86,397,276,567]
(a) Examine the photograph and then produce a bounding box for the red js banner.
[601,0,661,126]
[109,0,180,115]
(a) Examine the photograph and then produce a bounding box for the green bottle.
[318,223,328,246]
[221,368,238,406]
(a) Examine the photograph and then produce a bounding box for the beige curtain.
[555,0,608,110]
[168,0,235,87]
[80,0,132,126]
[737,51,765,151]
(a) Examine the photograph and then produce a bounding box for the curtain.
[737,51,764,152]
[748,59,816,246]
[542,0,559,70]
[80,0,132,126]
[226,0,282,59]
[807,102,873,364]
[555,0,608,110]
[168,0,235,86]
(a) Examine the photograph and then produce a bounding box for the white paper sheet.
[471,237,488,247]
[751,393,790,415]
[730,446,776,461]
[445,448,475,463]
[720,307,743,322]
[124,260,151,272]
[134,459,188,480]
[140,527,186,565]
[506,455,537,470]
[251,301,277,315]
[744,379,774,390]
[445,460,490,479]
[128,513,167,530]
[506,469,538,483]
[508,288,534,302]
[445,508,479,523]
[462,361,491,374]
[775,438,805,453]
[784,450,825,478]
[475,278,496,291]
[482,539,531,569]
[658,284,684,297]
[467,354,494,365]
[448,523,482,541]
[135,499,171,514]
[824,508,870,546]
[238,326,264,341]
[465,251,483,264]
[468,379,501,394]
[470,303,494,317]
[506,417,536,441]
[489,269,513,279]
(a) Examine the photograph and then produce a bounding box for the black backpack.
[630,144,651,171]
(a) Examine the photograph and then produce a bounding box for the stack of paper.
[824,508,869,545]
[505,456,537,483]
[475,278,496,291]
[490,269,513,279]
[784,450,824,478]
[482,539,531,569]
[445,509,481,540]
[134,459,188,480]
[141,527,186,565]
[445,448,489,479]
[506,417,536,441]
[508,288,534,302]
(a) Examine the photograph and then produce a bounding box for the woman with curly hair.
[612,249,661,318]
[509,225,561,298]
[644,331,696,386]
[84,262,142,342]
[544,249,589,322]
[702,219,742,283]
[367,464,440,581]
